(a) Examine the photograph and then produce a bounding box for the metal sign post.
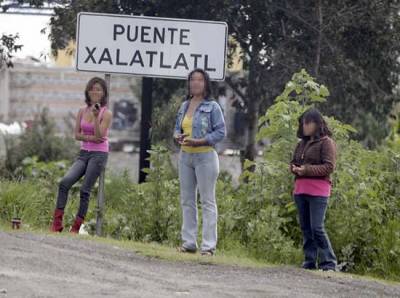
[138,77,153,183]
[95,73,110,236]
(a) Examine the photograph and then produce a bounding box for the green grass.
[91,236,276,268]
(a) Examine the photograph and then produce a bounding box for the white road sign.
[75,12,228,80]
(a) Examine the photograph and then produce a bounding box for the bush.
[98,145,181,244]
[254,69,400,279]
[3,108,78,176]
[0,70,398,282]
[0,156,84,229]
[151,94,183,149]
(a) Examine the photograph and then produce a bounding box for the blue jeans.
[56,150,108,219]
[178,150,219,252]
[294,194,337,270]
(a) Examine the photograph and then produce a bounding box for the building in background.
[0,60,141,147]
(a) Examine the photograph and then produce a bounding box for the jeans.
[294,194,337,270]
[56,150,108,219]
[178,150,219,252]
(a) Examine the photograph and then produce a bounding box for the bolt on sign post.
[75,12,228,235]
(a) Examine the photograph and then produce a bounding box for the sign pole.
[138,76,153,183]
[95,73,110,236]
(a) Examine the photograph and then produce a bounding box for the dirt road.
[0,231,399,298]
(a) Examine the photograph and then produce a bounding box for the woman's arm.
[204,102,226,146]
[94,109,112,138]
[181,137,208,146]
[289,142,301,174]
[303,138,336,176]
[74,108,86,141]
[173,101,187,141]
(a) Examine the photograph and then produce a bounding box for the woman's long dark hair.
[297,108,332,140]
[185,68,211,101]
[84,77,108,107]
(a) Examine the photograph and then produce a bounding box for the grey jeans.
[178,150,220,252]
[56,150,108,219]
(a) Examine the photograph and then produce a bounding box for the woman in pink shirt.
[290,108,337,271]
[51,77,112,233]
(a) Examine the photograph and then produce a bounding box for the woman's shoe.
[50,209,64,232]
[70,216,84,234]
[200,250,215,256]
[176,246,197,254]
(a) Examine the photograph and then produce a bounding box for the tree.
[223,0,400,169]
[0,33,22,68]
[283,0,400,148]
[0,0,65,67]
[45,0,400,161]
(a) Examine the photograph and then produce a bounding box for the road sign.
[76,12,228,80]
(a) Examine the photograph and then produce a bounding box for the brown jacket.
[290,136,337,181]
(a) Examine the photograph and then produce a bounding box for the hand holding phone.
[92,103,101,117]
[174,133,188,144]
[292,164,306,176]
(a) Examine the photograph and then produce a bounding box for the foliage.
[387,102,400,152]
[3,108,78,176]
[252,69,400,279]
[0,70,399,281]
[0,33,22,68]
[91,145,182,244]
[151,94,183,149]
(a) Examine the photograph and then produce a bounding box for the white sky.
[0,13,52,62]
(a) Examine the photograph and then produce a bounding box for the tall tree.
[222,0,400,164]
[46,0,400,160]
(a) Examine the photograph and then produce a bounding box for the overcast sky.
[0,13,52,62]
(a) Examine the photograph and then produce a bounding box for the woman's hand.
[292,165,307,176]
[181,137,199,147]
[80,134,104,143]
[182,137,208,147]
[92,104,100,118]
[174,134,188,145]
[91,136,105,143]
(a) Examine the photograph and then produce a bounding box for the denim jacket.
[174,99,226,146]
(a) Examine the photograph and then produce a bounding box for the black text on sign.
[76,13,228,80]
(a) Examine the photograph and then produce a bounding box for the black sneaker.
[321,267,337,272]
[302,263,317,270]
[200,250,215,256]
[176,246,197,254]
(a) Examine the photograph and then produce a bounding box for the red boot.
[70,216,84,234]
[50,209,64,232]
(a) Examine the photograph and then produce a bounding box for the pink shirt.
[294,178,331,197]
[80,107,109,153]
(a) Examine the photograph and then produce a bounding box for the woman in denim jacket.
[174,68,226,256]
